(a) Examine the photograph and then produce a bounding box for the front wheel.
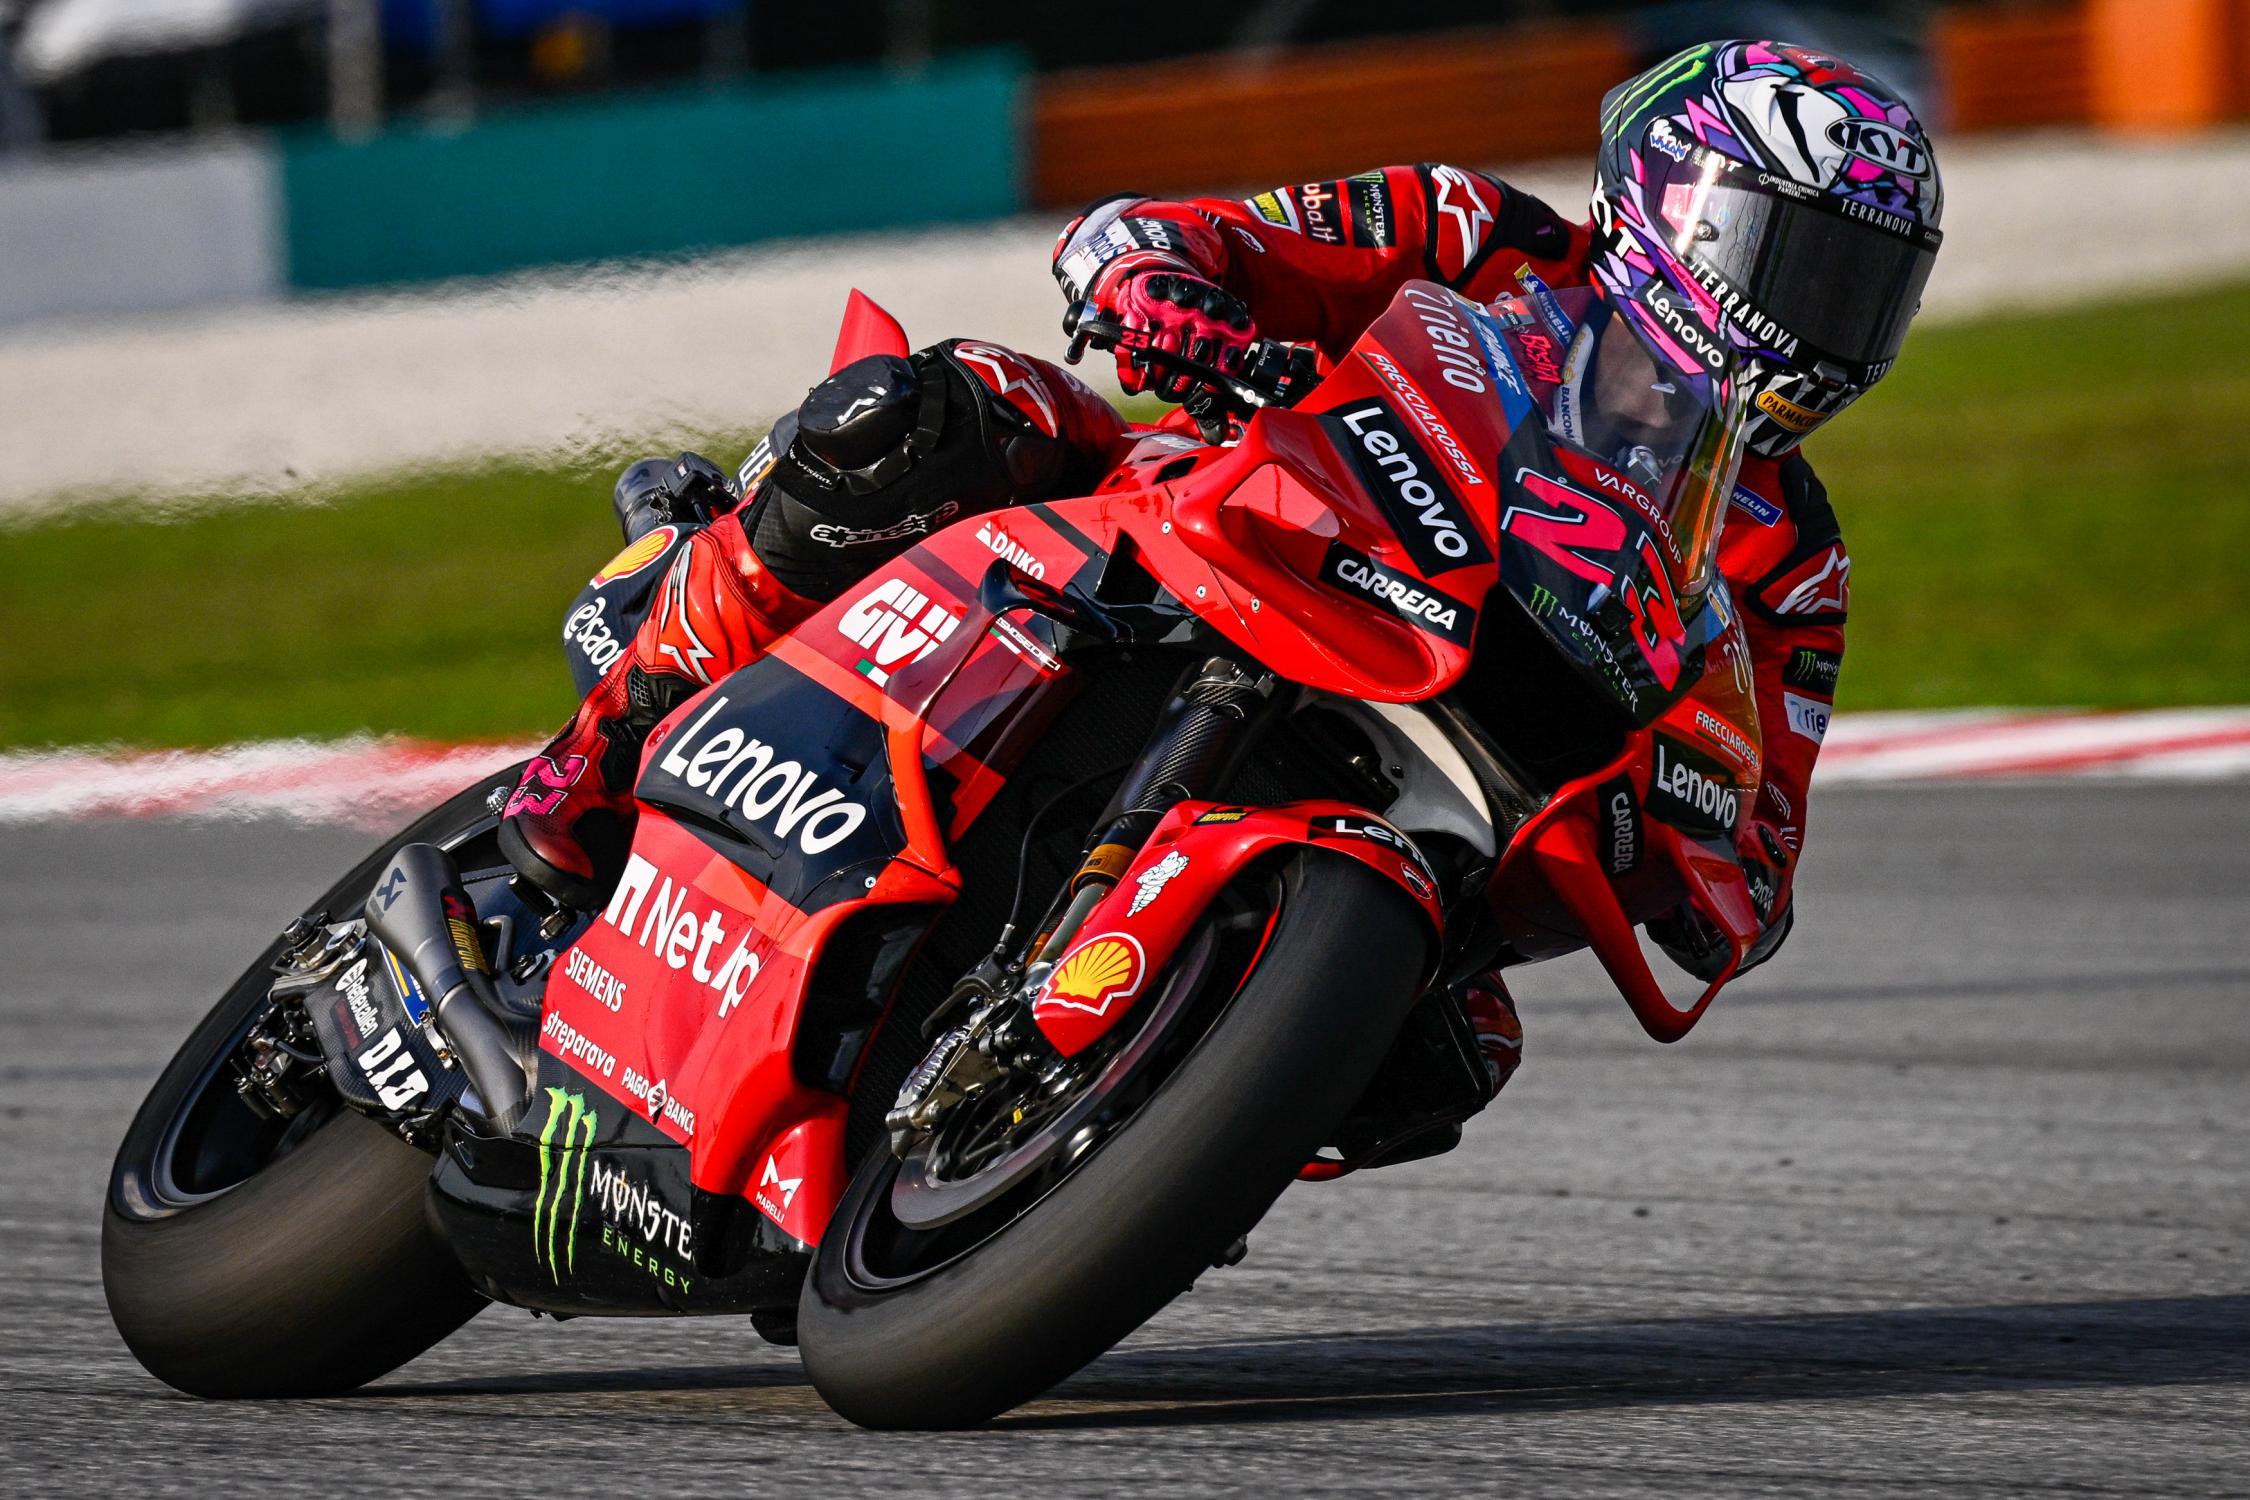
[102,771,516,1397]
[798,849,1432,1428]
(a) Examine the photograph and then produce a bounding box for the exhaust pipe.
[363,842,535,1130]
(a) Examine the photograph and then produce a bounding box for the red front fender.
[1031,800,1447,1057]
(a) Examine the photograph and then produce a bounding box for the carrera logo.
[1647,735,1742,840]
[654,695,870,857]
[1326,401,1491,576]
[1599,776,1642,875]
[1634,282,1728,373]
[590,525,679,587]
[1319,544,1476,647]
[1039,932,1146,1018]
[837,577,961,687]
[602,852,766,1017]
[1755,388,1824,433]
[1825,118,1931,178]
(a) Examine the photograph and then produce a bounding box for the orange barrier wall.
[1936,0,2250,133]
[1027,23,1631,208]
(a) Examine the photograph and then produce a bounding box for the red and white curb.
[0,710,2244,827]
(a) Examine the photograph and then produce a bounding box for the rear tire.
[101,771,517,1397]
[799,849,1430,1428]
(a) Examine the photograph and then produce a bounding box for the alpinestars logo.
[955,343,1059,436]
[1428,165,1495,275]
[837,577,961,687]
[532,1087,598,1282]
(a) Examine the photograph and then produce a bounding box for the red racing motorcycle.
[104,278,1771,1428]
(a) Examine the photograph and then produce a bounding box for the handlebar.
[1062,301,1321,442]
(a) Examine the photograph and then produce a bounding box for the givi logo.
[837,578,961,687]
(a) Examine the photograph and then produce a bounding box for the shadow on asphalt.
[367,1293,2250,1427]
[998,1293,2250,1429]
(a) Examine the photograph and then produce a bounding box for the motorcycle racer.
[500,38,1940,1103]
[1052,37,1942,984]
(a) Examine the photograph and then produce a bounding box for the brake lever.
[1063,300,1315,441]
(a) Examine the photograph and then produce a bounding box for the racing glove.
[1093,269,1259,402]
[611,451,741,542]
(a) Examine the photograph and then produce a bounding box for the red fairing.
[1031,801,1446,1058]
[540,808,955,1245]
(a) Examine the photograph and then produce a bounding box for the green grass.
[3,282,2246,751]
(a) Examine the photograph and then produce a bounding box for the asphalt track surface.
[4,786,2246,1495]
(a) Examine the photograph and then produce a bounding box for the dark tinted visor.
[1657,168,1939,373]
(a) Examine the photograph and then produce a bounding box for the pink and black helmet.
[1591,40,1945,455]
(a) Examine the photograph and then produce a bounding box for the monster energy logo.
[1602,43,1712,140]
[532,1087,598,1282]
[1527,584,1560,617]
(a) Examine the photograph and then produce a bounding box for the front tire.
[102,772,517,1397]
[798,849,1431,1428]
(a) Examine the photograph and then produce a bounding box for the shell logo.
[1037,932,1146,1017]
[590,525,680,588]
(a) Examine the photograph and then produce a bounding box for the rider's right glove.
[1092,268,1259,402]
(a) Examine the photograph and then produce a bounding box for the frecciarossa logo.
[650,693,868,856]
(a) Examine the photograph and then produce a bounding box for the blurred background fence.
[6,0,2250,322]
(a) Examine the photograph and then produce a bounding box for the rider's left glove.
[611,451,742,541]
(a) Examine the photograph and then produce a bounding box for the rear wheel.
[799,849,1431,1428]
[101,773,516,1397]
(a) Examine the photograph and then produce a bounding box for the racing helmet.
[1590,40,1944,456]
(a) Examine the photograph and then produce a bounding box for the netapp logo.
[603,852,763,1016]
[1327,401,1492,577]
[1647,735,1740,839]
[654,694,868,855]
[1319,543,1475,646]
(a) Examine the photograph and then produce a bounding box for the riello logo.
[602,852,765,1017]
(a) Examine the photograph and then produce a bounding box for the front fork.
[886,655,1279,1152]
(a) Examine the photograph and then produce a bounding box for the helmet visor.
[1655,155,1940,376]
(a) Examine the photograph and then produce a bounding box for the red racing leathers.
[1053,164,1849,936]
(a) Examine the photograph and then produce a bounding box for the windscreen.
[1533,288,1748,598]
